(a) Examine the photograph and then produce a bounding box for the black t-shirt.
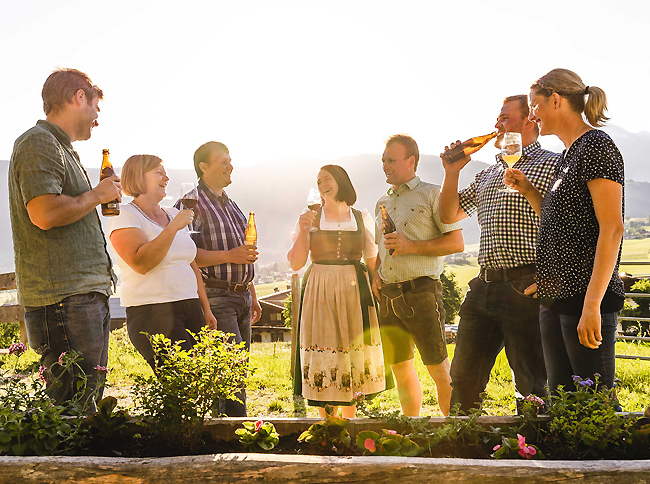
[537,129,625,316]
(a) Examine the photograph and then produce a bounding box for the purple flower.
[525,395,545,407]
[572,375,582,383]
[8,342,27,356]
[583,379,594,387]
[93,365,108,375]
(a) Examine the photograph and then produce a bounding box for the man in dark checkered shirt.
[439,95,560,413]
[176,141,262,417]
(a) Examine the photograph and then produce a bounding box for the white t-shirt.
[290,207,378,260]
[108,203,198,308]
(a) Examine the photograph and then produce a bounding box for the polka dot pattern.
[537,129,625,301]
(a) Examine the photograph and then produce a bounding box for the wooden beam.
[0,273,17,291]
[0,305,24,323]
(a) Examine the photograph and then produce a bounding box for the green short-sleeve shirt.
[9,120,114,307]
[375,176,462,283]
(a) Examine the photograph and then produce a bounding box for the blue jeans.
[450,275,547,413]
[206,287,252,417]
[539,305,618,392]
[23,292,110,409]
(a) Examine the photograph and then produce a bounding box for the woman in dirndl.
[288,164,391,418]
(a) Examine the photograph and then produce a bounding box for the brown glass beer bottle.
[442,131,499,164]
[100,149,119,216]
[245,212,257,246]
[380,205,396,256]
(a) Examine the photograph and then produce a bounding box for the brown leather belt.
[203,279,250,292]
[381,276,435,293]
[478,264,536,283]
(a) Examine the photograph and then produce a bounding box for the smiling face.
[201,148,233,192]
[528,91,554,136]
[74,92,100,141]
[317,169,339,204]
[494,100,526,147]
[142,163,169,201]
[382,141,416,188]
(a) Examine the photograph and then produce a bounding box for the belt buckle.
[233,283,247,292]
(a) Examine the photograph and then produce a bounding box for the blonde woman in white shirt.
[108,154,216,370]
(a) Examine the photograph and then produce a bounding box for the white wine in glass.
[499,132,522,192]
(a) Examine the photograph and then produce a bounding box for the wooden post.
[290,272,301,379]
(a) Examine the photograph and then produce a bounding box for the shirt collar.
[37,120,73,150]
[387,176,420,195]
[199,179,229,205]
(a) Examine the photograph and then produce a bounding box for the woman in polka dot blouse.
[505,68,625,396]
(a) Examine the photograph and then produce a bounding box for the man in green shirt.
[8,68,121,407]
[372,134,464,416]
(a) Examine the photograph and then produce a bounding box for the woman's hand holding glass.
[298,210,317,233]
[169,209,195,232]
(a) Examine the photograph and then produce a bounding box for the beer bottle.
[442,131,499,164]
[244,212,257,246]
[100,149,119,216]
[380,205,396,256]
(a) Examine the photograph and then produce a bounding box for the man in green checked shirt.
[372,134,464,416]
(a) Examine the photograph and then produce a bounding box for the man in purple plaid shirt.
[439,95,560,414]
[176,141,262,417]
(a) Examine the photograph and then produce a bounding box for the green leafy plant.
[297,405,351,454]
[440,269,463,325]
[81,396,129,443]
[543,375,636,459]
[356,428,422,456]
[492,434,544,460]
[235,420,280,452]
[0,346,102,456]
[133,328,251,452]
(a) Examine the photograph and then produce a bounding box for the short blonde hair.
[530,68,609,127]
[121,155,164,197]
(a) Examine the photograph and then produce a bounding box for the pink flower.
[493,444,501,451]
[255,420,263,432]
[364,438,376,453]
[58,352,67,366]
[38,365,50,382]
[94,365,108,374]
[8,342,27,356]
[386,430,397,435]
[517,434,536,459]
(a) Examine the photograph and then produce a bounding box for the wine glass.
[499,132,522,192]
[306,188,321,232]
[179,182,199,234]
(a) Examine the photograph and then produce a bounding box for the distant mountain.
[0,124,648,271]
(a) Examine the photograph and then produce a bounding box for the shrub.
[297,405,351,454]
[543,375,636,459]
[133,328,251,452]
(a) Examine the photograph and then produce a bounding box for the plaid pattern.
[175,179,253,284]
[375,177,462,283]
[458,141,559,269]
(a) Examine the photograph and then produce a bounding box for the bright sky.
[1,0,649,170]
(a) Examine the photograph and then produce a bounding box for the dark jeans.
[126,298,206,371]
[539,305,618,392]
[24,292,110,409]
[450,275,547,414]
[206,287,252,417]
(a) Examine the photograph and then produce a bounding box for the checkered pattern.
[175,179,253,284]
[458,141,559,269]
